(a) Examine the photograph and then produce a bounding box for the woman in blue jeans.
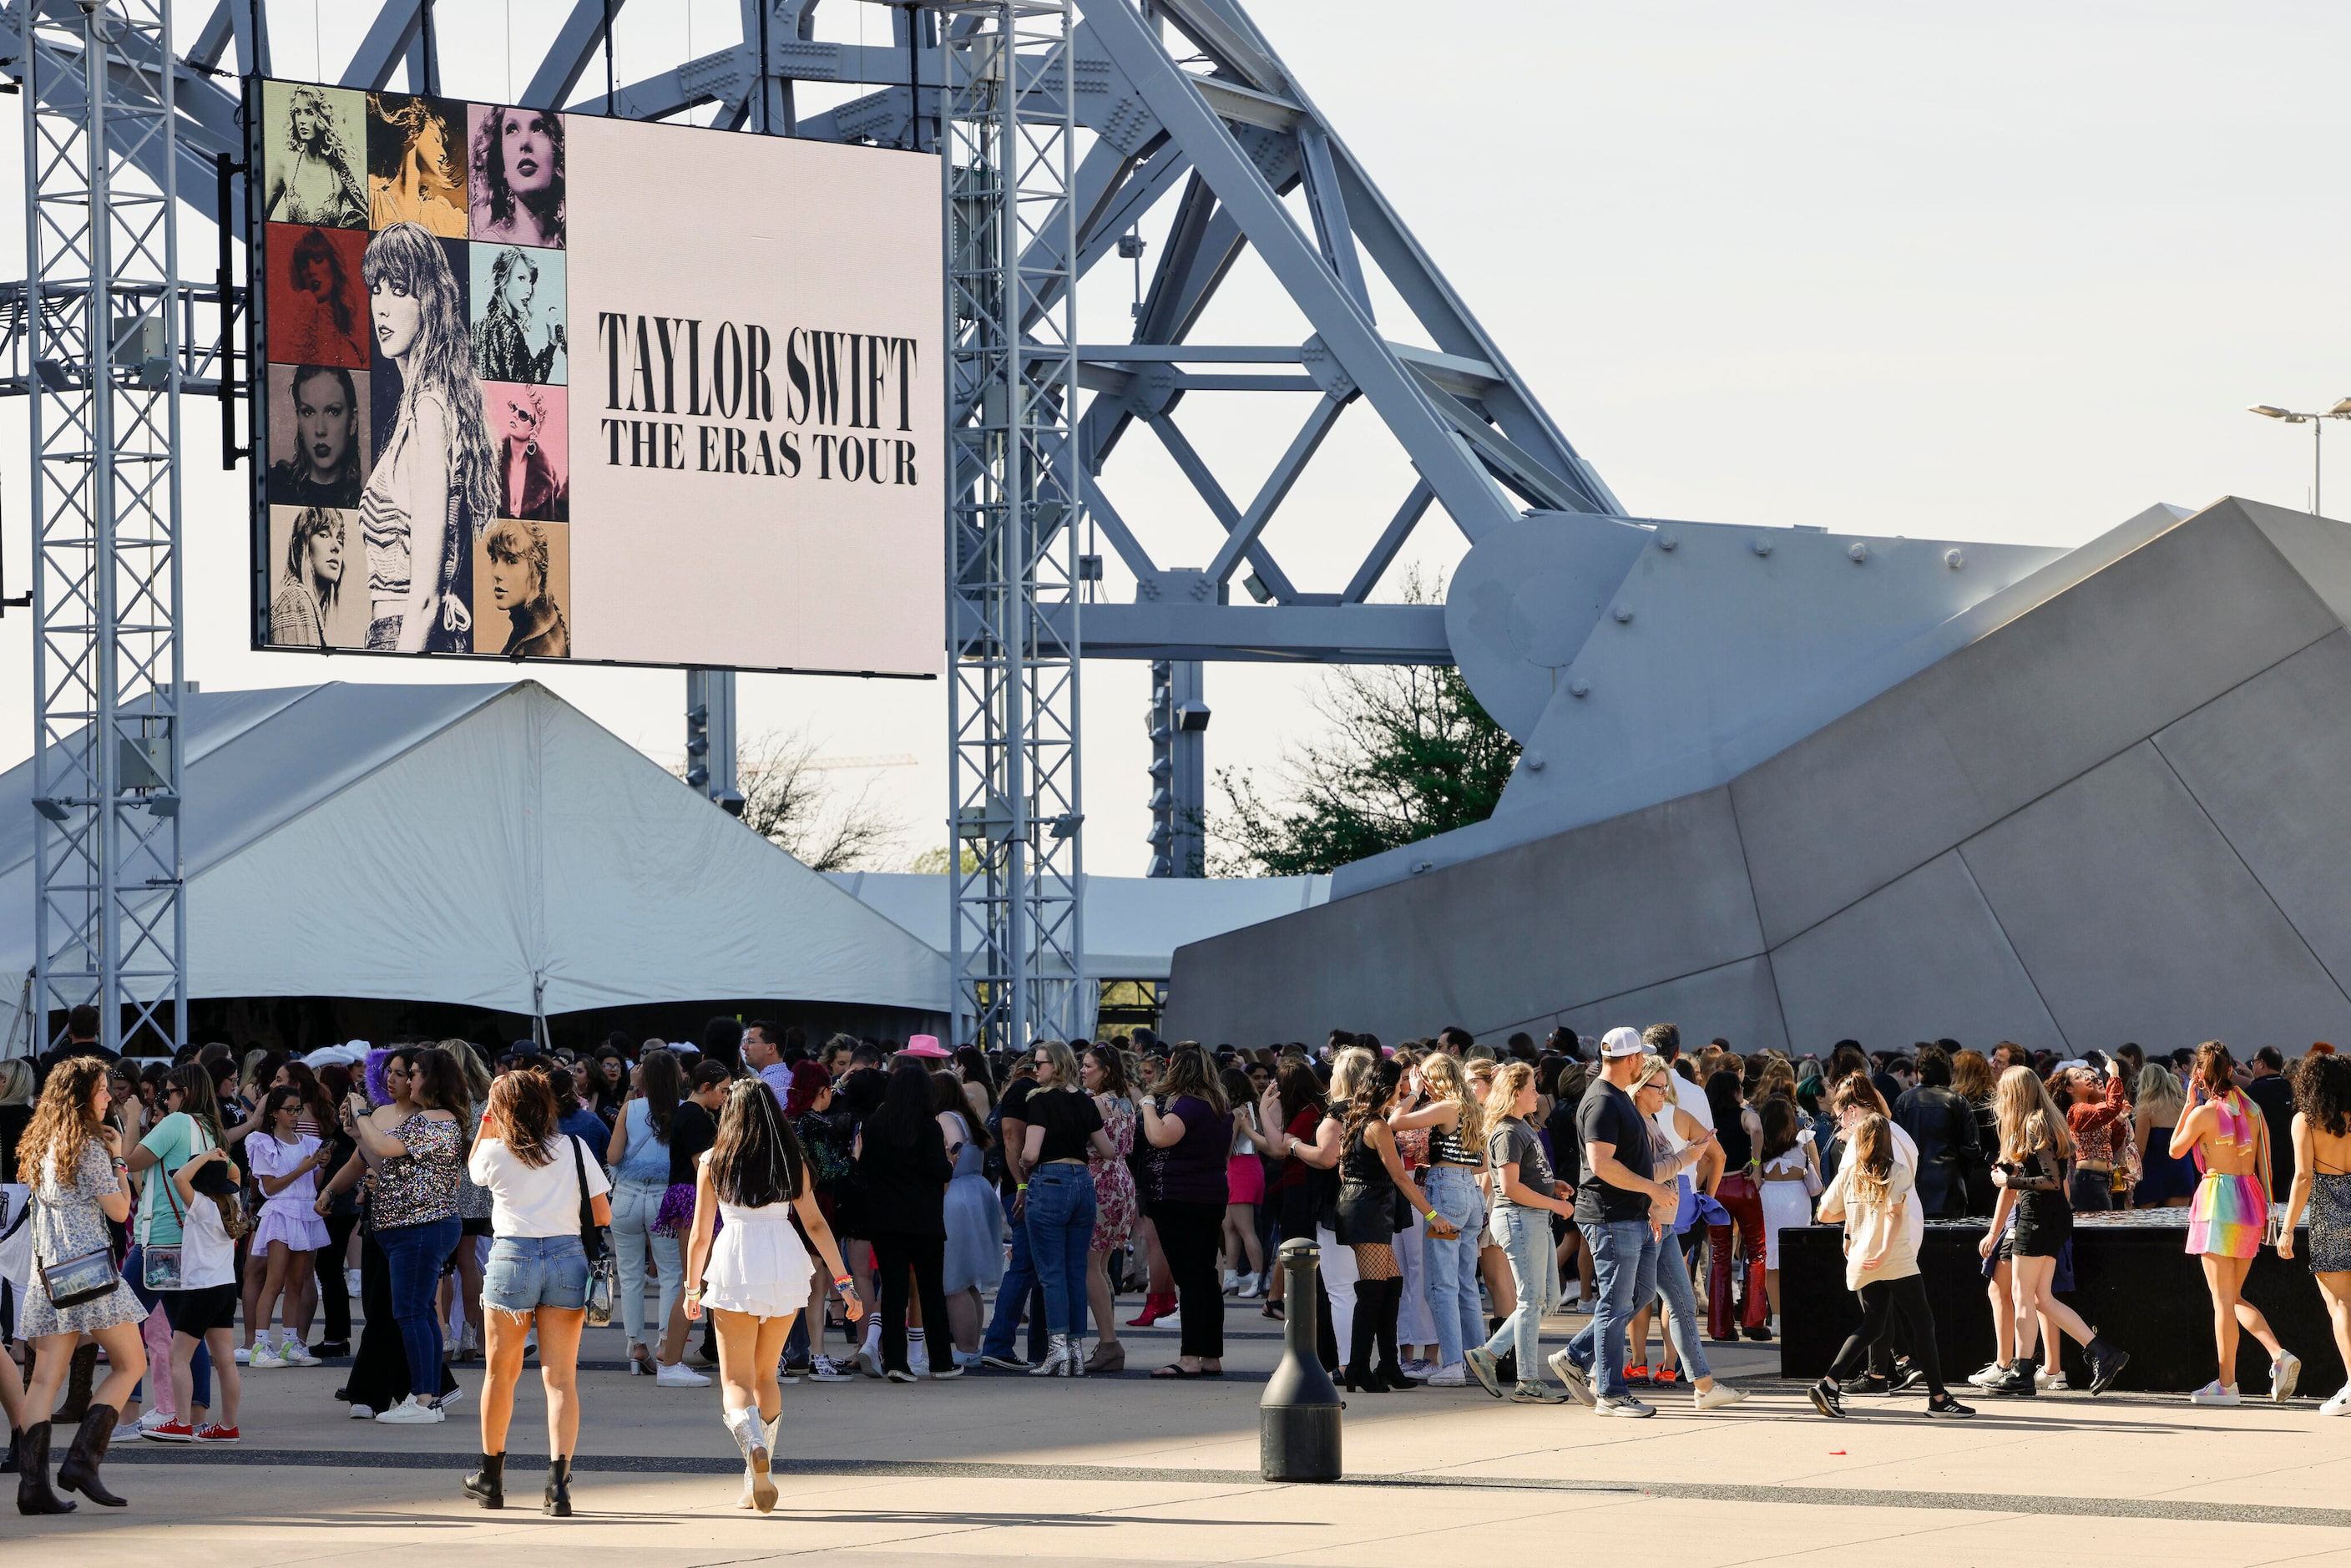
[346,1045,466,1426]
[604,1047,681,1376]
[1625,1056,1747,1412]
[1388,1052,1485,1385]
[463,1069,612,1515]
[1019,1039,1114,1376]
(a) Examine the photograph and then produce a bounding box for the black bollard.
[1260,1236,1342,1482]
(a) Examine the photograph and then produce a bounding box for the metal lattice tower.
[943,0,1084,1050]
[20,0,187,1056]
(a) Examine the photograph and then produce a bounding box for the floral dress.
[1089,1094,1139,1253]
[19,1136,145,1338]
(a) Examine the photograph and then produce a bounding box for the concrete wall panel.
[1959,743,2351,1049]
[1166,787,1765,1047]
[1769,850,2065,1056]
[1735,502,2338,948]
[2154,630,2351,992]
[1555,955,1790,1056]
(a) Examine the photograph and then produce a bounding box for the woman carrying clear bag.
[458,1069,611,1518]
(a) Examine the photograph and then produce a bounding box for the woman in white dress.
[683,1078,862,1515]
[1754,1096,1821,1334]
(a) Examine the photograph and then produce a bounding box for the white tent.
[0,680,948,1051]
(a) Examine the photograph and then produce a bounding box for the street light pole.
[2249,400,2351,516]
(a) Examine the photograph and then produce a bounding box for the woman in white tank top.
[682,1078,862,1514]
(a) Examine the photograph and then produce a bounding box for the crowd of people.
[4,1007,2351,1517]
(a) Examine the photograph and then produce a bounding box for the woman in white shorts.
[684,1078,862,1514]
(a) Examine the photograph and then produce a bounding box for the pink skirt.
[1226,1154,1265,1206]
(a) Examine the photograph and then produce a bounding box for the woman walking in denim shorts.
[460,1070,611,1516]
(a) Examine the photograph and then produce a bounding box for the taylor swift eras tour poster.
[246,77,943,678]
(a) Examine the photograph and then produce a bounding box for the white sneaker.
[346,1267,363,1297]
[347,1403,375,1419]
[1546,1348,1596,1408]
[2035,1368,2068,1391]
[810,1358,854,1383]
[1424,1363,1468,1388]
[375,1394,446,1424]
[1694,1382,1749,1411]
[234,1344,252,1365]
[657,1360,713,1388]
[2320,1383,2351,1417]
[2188,1380,2241,1406]
[137,1408,174,1434]
[249,1346,289,1369]
[2271,1350,2303,1403]
[1594,1393,1656,1418]
[288,1342,323,1368]
[908,1340,931,1378]
[1967,1361,2006,1388]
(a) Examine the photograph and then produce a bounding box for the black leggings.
[1828,1275,1944,1397]
[318,1211,361,1343]
[1151,1198,1226,1360]
[869,1230,949,1375]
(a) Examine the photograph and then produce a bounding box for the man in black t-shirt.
[1553,1027,1678,1416]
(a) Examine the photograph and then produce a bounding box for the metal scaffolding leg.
[944,0,1084,1050]
[23,0,186,1058]
[1147,660,1206,878]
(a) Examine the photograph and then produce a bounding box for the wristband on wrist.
[1423,1208,1440,1223]
[1016,1181,1028,1191]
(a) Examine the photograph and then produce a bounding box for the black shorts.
[2012,1191,2073,1259]
[461,1216,493,1238]
[162,1282,240,1337]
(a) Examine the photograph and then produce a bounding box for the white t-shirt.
[1671,1070,1716,1136]
[468,1135,611,1239]
[178,1188,237,1289]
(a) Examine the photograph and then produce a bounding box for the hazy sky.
[0,1,2340,878]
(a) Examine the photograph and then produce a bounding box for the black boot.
[1987,1356,2037,1397]
[1343,1282,1383,1393]
[543,1456,573,1517]
[54,1344,98,1426]
[55,1403,126,1508]
[462,1452,505,1509]
[15,1420,74,1515]
[1373,1278,1416,1389]
[2086,1336,2130,1396]
[1313,1277,1339,1373]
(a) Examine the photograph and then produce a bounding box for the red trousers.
[1706,1172,1769,1339]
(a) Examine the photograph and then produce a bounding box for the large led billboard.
[247,79,942,676]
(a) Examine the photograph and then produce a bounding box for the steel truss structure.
[942,1,1086,1046]
[7,1,189,1055]
[3,0,1619,1050]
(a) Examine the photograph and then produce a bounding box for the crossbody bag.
[570,1135,614,1327]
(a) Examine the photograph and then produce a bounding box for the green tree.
[1209,658,1519,878]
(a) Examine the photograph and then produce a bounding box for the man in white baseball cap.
[1548,1025,1681,1418]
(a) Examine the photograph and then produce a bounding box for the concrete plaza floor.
[5,1302,2350,1565]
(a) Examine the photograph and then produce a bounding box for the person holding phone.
[1326,1056,1450,1393]
[1628,1056,1747,1411]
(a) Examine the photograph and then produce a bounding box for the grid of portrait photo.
[259,79,571,659]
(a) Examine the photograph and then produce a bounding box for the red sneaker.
[143,1419,196,1443]
[193,1424,240,1444]
[1624,1363,1651,1387]
[1651,1366,1681,1388]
